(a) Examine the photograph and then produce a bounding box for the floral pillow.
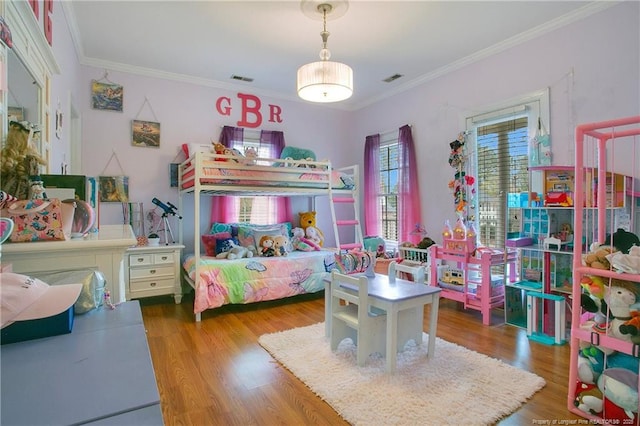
[201,232,235,256]
[236,223,292,252]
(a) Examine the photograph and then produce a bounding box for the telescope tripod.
[161,213,176,245]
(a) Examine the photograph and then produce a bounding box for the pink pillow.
[201,232,231,257]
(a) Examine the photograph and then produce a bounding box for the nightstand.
[125,244,185,303]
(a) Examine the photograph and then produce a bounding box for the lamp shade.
[297,60,353,103]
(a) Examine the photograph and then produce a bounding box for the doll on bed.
[259,235,277,257]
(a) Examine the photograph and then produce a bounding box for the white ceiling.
[63,1,612,110]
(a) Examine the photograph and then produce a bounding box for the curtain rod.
[372,124,412,139]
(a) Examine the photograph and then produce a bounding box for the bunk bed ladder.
[330,191,364,253]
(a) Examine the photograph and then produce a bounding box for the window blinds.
[475,116,529,247]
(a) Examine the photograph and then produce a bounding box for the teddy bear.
[298,211,324,247]
[215,241,255,260]
[212,142,227,161]
[584,244,616,270]
[273,235,289,256]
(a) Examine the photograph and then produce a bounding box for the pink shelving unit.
[567,115,640,424]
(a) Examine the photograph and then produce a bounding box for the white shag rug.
[258,322,545,426]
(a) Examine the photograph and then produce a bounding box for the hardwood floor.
[140,292,583,425]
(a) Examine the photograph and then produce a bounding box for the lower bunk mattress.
[183,250,336,313]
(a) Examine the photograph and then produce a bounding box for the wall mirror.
[2,1,59,173]
[7,48,41,126]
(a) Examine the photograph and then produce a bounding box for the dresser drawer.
[129,277,175,292]
[129,266,174,280]
[153,252,176,265]
[129,254,153,266]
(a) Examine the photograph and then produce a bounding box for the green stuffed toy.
[280,146,316,167]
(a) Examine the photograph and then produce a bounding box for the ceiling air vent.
[382,74,403,83]
[230,75,254,82]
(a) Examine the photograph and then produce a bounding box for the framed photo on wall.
[99,176,129,202]
[91,80,123,112]
[132,120,160,148]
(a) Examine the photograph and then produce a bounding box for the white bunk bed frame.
[177,151,362,321]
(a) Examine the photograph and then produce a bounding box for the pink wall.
[47,2,639,251]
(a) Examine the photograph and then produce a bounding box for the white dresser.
[1,225,136,304]
[125,244,184,303]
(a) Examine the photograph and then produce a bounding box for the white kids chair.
[387,261,427,347]
[387,261,425,283]
[330,270,387,366]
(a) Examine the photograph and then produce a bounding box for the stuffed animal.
[213,142,226,160]
[607,245,640,274]
[417,237,436,250]
[291,226,320,251]
[607,228,640,255]
[603,279,640,342]
[584,245,616,270]
[305,226,324,247]
[619,303,640,344]
[273,235,289,256]
[280,146,316,162]
[580,275,608,332]
[259,235,276,257]
[298,211,324,247]
[215,241,255,260]
[244,147,257,165]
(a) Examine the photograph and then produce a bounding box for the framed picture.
[91,80,123,112]
[99,176,129,202]
[8,106,23,121]
[132,119,160,148]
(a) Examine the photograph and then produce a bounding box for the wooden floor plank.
[140,292,581,425]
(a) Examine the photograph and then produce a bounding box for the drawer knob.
[161,256,168,261]
[150,269,156,274]
[136,258,144,263]
[150,282,157,287]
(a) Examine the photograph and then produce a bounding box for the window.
[215,126,289,225]
[465,90,549,248]
[379,138,399,241]
[230,135,277,224]
[364,125,421,248]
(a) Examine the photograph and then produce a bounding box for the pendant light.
[297,2,353,103]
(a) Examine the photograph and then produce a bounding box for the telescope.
[152,197,182,219]
[151,198,182,245]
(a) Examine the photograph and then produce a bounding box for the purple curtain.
[397,125,422,244]
[209,127,290,224]
[260,130,291,223]
[210,126,244,223]
[364,133,381,236]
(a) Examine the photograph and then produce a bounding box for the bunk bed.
[177,151,362,321]
[567,115,640,424]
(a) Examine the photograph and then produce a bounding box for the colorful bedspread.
[183,251,336,313]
